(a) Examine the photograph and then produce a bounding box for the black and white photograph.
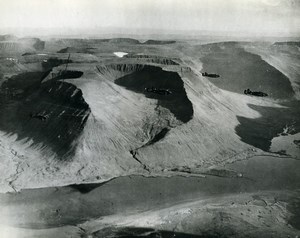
[0,0,299,237]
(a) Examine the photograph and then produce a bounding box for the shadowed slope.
[236,102,300,151]
[142,40,176,45]
[200,42,294,99]
[115,65,193,123]
[0,72,90,159]
[124,54,179,65]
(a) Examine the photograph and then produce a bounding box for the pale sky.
[0,0,299,37]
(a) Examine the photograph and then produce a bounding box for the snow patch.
[71,89,79,97]
[6,58,18,62]
[113,52,128,58]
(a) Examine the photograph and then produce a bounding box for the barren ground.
[0,37,299,237]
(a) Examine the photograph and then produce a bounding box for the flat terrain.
[0,36,299,237]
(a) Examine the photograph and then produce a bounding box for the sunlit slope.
[0,39,298,192]
[69,62,272,179]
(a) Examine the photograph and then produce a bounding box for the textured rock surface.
[0,36,299,237]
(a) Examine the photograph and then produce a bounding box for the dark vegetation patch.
[114,65,193,123]
[235,101,300,151]
[200,43,294,99]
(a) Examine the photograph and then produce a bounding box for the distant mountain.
[19,37,45,50]
[108,38,140,44]
[273,41,300,47]
[0,34,18,41]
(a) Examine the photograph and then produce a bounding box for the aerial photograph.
[0,0,299,237]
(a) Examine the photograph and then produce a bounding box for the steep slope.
[114,65,193,122]
[69,62,271,179]
[0,41,297,192]
[200,42,295,99]
[0,37,45,55]
[0,70,90,159]
[244,42,300,100]
[196,42,300,153]
[124,54,180,65]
